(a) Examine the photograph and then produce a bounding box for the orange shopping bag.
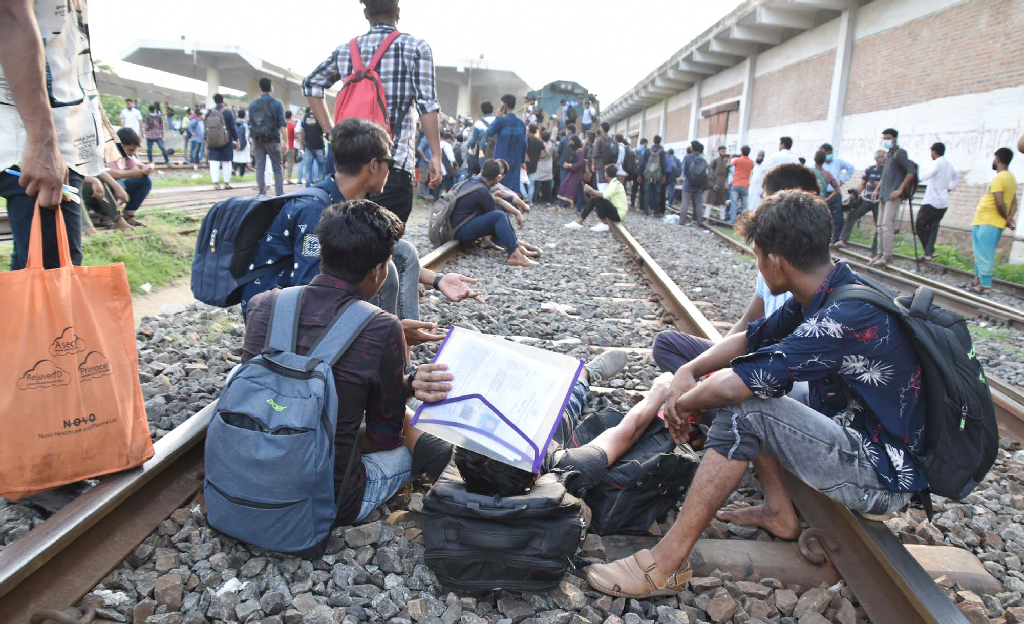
[0,203,154,499]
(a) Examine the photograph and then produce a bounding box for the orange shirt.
[730,155,754,188]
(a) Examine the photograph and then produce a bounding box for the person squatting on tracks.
[588,190,927,598]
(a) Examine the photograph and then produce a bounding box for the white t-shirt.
[119,107,144,134]
[755,272,792,318]
[582,106,595,124]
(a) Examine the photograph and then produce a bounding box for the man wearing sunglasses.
[240,118,483,347]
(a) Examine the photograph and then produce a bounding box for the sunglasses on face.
[376,156,395,171]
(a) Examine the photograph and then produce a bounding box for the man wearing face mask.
[871,128,915,266]
[820,143,855,243]
[748,150,767,212]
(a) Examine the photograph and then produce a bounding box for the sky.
[89,0,743,106]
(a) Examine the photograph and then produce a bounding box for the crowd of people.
[2,0,1022,608]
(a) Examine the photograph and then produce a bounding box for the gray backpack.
[428,178,487,248]
[204,286,381,557]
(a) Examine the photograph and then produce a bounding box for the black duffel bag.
[422,464,589,592]
[567,411,699,535]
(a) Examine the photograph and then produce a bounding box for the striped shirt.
[302,24,440,175]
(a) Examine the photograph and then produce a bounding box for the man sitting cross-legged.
[587,190,926,599]
[404,350,679,500]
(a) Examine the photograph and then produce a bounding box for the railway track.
[701,217,1024,328]
[1,205,1017,624]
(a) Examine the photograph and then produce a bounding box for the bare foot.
[113,217,131,232]
[716,501,801,540]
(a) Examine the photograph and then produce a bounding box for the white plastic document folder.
[411,327,584,473]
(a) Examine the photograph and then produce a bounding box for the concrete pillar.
[659,99,668,140]
[826,7,857,149]
[456,85,470,118]
[638,111,646,144]
[1010,232,1024,265]
[688,81,702,141]
[280,89,291,113]
[247,79,260,103]
[205,67,219,110]
[738,56,757,146]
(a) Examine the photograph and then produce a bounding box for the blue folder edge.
[410,325,585,473]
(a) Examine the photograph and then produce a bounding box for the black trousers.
[630,177,644,209]
[368,168,415,223]
[839,197,879,254]
[915,204,946,256]
[580,196,622,222]
[1,170,84,270]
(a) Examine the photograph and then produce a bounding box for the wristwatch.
[406,370,417,395]
[432,273,445,290]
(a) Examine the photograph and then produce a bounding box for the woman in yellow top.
[971,147,1018,295]
[564,164,628,232]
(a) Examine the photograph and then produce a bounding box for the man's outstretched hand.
[438,273,485,304]
[401,319,446,345]
[19,136,66,208]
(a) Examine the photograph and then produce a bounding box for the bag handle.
[366,30,402,74]
[26,202,73,270]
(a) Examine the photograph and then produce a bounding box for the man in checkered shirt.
[302,0,442,224]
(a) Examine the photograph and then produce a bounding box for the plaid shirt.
[302,24,440,175]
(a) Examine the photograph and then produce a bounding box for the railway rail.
[0,207,1016,624]
[701,217,1024,328]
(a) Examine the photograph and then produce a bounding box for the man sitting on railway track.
[652,164,819,375]
[588,190,925,599]
[239,117,483,342]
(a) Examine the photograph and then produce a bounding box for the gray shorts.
[705,396,912,515]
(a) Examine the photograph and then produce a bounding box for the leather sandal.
[586,549,692,598]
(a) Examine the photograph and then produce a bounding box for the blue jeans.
[645,182,662,215]
[1,170,83,270]
[973,224,1004,288]
[827,194,843,243]
[370,239,420,321]
[525,172,536,202]
[356,446,414,521]
[454,211,518,256]
[552,378,589,446]
[666,177,678,205]
[303,148,326,187]
[147,138,169,164]
[190,140,205,163]
[729,185,749,224]
[119,176,153,216]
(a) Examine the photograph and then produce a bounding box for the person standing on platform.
[871,128,915,267]
[970,148,1018,295]
[820,143,855,243]
[915,142,959,261]
[706,145,730,220]
[248,78,287,196]
[119,98,144,135]
[487,94,527,198]
[144,105,171,165]
[748,150,766,212]
[206,93,239,190]
[728,146,754,225]
[284,110,299,185]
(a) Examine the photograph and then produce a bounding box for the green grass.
[846,226,1024,285]
[0,210,195,293]
[152,172,257,188]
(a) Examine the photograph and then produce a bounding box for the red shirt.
[730,155,754,188]
[286,121,296,149]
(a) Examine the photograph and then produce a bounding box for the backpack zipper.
[208,481,302,509]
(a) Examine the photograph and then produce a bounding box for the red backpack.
[331,31,402,135]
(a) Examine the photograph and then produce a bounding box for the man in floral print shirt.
[588,190,926,600]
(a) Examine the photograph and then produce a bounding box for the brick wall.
[667,105,689,142]
[749,50,835,129]
[644,116,661,142]
[701,84,743,108]
[845,0,1024,115]
[698,117,710,137]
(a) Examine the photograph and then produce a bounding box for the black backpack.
[234,120,248,151]
[600,136,618,164]
[622,147,638,178]
[567,412,699,534]
[422,464,588,592]
[250,98,279,142]
[825,275,998,511]
[686,155,709,189]
[902,155,920,200]
[565,105,577,123]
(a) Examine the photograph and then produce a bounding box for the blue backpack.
[190,189,330,307]
[204,286,381,557]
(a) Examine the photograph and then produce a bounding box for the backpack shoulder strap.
[265,286,305,353]
[348,37,364,72]
[367,30,402,73]
[279,187,332,206]
[825,283,900,314]
[308,299,382,367]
